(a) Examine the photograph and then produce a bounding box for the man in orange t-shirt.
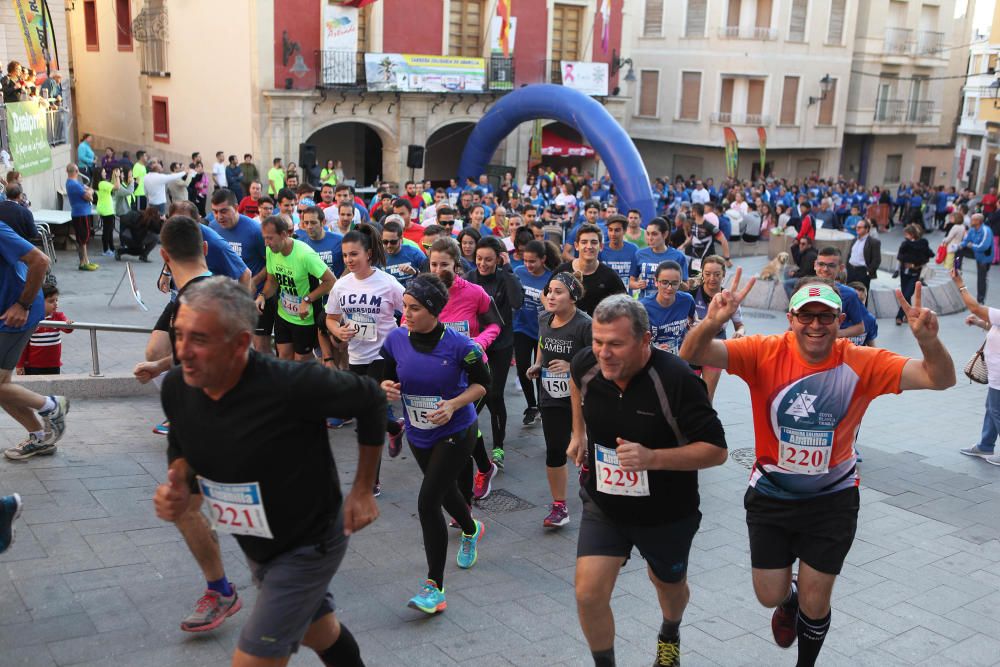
[681,274,954,667]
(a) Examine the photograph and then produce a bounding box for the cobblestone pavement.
[3,232,1000,665]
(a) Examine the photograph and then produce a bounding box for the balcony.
[882,27,946,59]
[914,30,944,57]
[0,105,71,152]
[315,50,515,93]
[716,25,778,40]
[710,111,771,126]
[874,99,937,125]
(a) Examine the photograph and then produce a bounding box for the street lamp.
[808,74,834,106]
[610,49,636,82]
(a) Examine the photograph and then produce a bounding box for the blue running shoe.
[457,519,485,569]
[0,494,23,554]
[407,579,446,614]
[152,420,169,436]
[327,417,354,429]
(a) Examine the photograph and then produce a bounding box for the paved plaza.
[4,235,1000,665]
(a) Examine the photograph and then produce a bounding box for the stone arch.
[305,117,401,185]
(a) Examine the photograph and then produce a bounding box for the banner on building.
[723,127,739,180]
[322,3,359,85]
[490,16,517,55]
[4,101,51,177]
[757,127,767,177]
[559,61,609,96]
[365,53,485,93]
[11,0,54,77]
[529,119,543,163]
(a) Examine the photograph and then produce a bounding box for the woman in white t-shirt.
[954,268,1000,465]
[554,182,577,212]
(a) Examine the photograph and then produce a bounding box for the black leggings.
[410,425,477,587]
[471,344,514,464]
[348,360,401,485]
[100,215,115,252]
[540,406,572,469]
[513,332,539,409]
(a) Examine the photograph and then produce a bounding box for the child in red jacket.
[16,284,73,375]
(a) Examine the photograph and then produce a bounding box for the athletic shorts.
[744,485,860,575]
[71,215,92,246]
[0,329,34,371]
[255,296,278,337]
[240,514,348,658]
[153,301,176,333]
[274,315,317,355]
[577,487,700,584]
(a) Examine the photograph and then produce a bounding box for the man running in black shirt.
[153,277,386,667]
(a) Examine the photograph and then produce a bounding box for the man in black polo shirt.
[154,277,385,667]
[568,294,727,667]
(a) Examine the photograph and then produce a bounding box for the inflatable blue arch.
[458,84,656,222]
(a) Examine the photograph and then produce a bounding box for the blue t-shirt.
[383,244,427,287]
[66,179,92,217]
[0,222,45,333]
[935,192,949,213]
[718,215,732,241]
[836,282,868,338]
[513,266,551,338]
[640,292,695,355]
[629,246,689,298]
[600,242,639,286]
[208,215,266,276]
[201,225,249,281]
[299,231,345,278]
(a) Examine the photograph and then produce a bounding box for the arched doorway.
[424,123,475,183]
[306,122,384,188]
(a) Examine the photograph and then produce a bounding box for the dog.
[758,252,790,281]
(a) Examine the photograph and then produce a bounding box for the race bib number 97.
[403,394,442,430]
[594,443,650,497]
[541,368,571,398]
[345,313,378,341]
[778,427,833,475]
[197,477,274,539]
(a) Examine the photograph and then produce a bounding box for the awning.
[541,128,595,157]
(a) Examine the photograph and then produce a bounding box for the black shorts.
[71,215,92,246]
[154,301,176,333]
[274,315,317,355]
[255,296,278,336]
[744,485,860,575]
[577,488,700,584]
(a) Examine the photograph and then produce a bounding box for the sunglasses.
[382,238,400,246]
[792,311,838,325]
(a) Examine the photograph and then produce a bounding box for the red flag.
[499,0,512,57]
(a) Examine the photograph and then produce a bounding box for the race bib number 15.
[197,477,274,539]
[594,443,650,497]
[403,394,442,430]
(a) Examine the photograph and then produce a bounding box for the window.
[780,76,799,124]
[788,0,807,42]
[727,0,741,27]
[966,97,977,118]
[643,0,664,37]
[448,0,484,57]
[885,154,902,183]
[152,96,170,143]
[747,79,765,119]
[114,0,132,50]
[817,78,837,125]
[685,0,707,37]
[84,0,99,51]
[970,135,983,150]
[551,3,583,82]
[827,0,846,44]
[989,54,998,73]
[720,77,735,115]
[756,0,773,28]
[638,70,659,117]
[679,72,701,120]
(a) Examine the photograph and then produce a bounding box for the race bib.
[280,292,302,315]
[594,443,650,497]
[690,257,702,272]
[654,341,678,355]
[345,312,378,341]
[443,320,470,336]
[197,477,274,539]
[541,368,571,398]
[403,394,442,430]
[778,427,834,475]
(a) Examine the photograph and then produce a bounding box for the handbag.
[965,340,989,384]
[935,243,947,264]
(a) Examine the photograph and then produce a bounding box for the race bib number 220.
[778,427,833,475]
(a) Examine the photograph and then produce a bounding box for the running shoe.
[387,418,405,458]
[373,482,382,497]
[522,406,540,426]
[543,502,570,528]
[457,519,485,569]
[472,462,498,501]
[78,263,99,271]
[959,445,995,458]
[327,417,354,429]
[180,588,242,633]
[407,579,447,615]
[39,396,69,446]
[985,454,1000,466]
[0,494,23,554]
[653,637,681,666]
[152,420,170,436]
[771,575,798,648]
[103,249,116,258]
[491,447,505,469]
[4,434,56,460]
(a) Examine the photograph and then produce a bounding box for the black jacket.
[465,266,523,350]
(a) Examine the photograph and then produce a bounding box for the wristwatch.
[303,295,312,303]
[17,300,32,310]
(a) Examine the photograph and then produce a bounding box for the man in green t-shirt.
[267,158,286,197]
[255,216,335,362]
[132,151,148,210]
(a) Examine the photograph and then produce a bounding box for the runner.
[381,218,427,288]
[379,273,489,614]
[568,294,728,667]
[689,255,745,401]
[640,261,696,356]
[680,273,955,667]
[599,214,639,287]
[465,236,523,469]
[682,203,731,276]
[154,276,384,667]
[298,205,345,369]
[0,221,69,460]
[629,218,689,299]
[554,223,626,316]
[0,492,21,553]
[512,240,559,427]
[255,216,335,362]
[527,272,591,529]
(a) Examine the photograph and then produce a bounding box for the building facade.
[956,1,1000,192]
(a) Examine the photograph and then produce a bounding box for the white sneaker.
[959,446,994,458]
[39,396,69,446]
[985,454,1000,466]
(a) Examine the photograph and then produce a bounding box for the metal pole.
[90,329,101,377]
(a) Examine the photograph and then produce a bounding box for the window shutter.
[788,0,807,41]
[756,0,773,28]
[818,79,837,125]
[720,78,735,115]
[639,71,660,116]
[827,0,846,44]
[680,72,701,119]
[727,0,741,27]
[685,0,707,37]
[780,76,799,124]
[747,79,765,117]
[644,0,664,37]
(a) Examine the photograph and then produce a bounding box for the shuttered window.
[685,0,707,37]
[780,76,799,124]
[680,72,701,119]
[818,78,837,125]
[639,71,659,116]
[756,0,772,28]
[720,78,734,114]
[644,0,664,37]
[449,0,484,57]
[551,4,584,82]
[747,79,765,117]
[788,0,807,42]
[727,0,741,27]
[827,0,846,44]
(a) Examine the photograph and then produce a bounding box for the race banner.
[723,127,739,180]
[322,3,359,85]
[757,127,767,177]
[4,101,51,177]
[11,0,54,76]
[365,53,485,93]
[560,61,609,96]
[529,119,543,163]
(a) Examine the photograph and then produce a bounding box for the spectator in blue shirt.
[934,186,950,230]
[66,163,98,270]
[960,213,994,304]
[207,189,267,293]
[76,134,95,180]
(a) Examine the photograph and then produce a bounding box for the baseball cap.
[789,284,842,312]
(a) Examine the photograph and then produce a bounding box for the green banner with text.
[5,101,51,176]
